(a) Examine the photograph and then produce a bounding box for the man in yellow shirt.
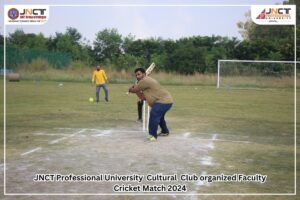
[92,65,109,102]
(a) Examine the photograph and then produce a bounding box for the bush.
[18,58,52,71]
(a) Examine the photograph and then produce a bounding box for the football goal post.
[217,59,299,89]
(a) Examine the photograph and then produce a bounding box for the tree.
[93,28,122,63]
[47,27,93,63]
[65,27,82,45]
[237,0,298,60]
[0,34,3,46]
[7,29,27,48]
[7,29,48,50]
[169,40,206,74]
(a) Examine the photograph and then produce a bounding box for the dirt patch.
[4,127,216,195]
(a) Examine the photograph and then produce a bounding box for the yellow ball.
[89,97,94,102]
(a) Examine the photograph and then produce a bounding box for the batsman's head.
[134,67,146,81]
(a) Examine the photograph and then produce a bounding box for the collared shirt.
[137,76,173,107]
[92,69,107,84]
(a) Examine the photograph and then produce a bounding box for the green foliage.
[151,53,168,71]
[2,1,298,74]
[1,45,71,69]
[68,60,88,69]
[19,58,52,71]
[8,29,48,50]
[114,54,141,71]
[47,27,93,64]
[169,41,206,74]
[93,28,122,63]
[237,0,298,61]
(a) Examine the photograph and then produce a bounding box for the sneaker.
[158,132,169,136]
[148,136,157,142]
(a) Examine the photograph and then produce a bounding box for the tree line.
[1,0,298,74]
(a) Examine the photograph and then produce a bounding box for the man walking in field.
[129,68,173,141]
[92,65,109,102]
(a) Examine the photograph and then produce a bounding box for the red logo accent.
[256,9,266,19]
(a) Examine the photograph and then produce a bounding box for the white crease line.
[113,130,142,133]
[183,132,191,138]
[93,130,112,137]
[212,134,218,140]
[55,128,143,134]
[34,133,71,136]
[200,156,213,166]
[198,138,251,144]
[21,147,42,156]
[48,129,86,145]
[203,143,215,150]
[93,133,112,137]
[55,127,75,130]
[222,134,249,138]
[85,129,142,134]
[48,137,68,144]
[182,132,250,138]
[56,128,138,132]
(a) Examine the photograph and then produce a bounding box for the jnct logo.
[19,8,47,19]
[256,8,292,20]
[7,8,19,20]
[251,5,295,25]
[20,9,47,16]
[5,5,49,25]
[265,8,291,14]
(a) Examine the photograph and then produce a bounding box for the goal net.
[217,60,299,89]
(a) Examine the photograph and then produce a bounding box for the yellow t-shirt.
[137,76,173,107]
[92,70,107,84]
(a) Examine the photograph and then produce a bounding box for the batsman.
[128,66,173,141]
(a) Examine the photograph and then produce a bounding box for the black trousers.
[137,100,144,120]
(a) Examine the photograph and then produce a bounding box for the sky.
[1,0,285,43]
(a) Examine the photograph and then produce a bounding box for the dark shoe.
[158,132,169,136]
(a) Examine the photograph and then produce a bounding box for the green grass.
[0,79,299,196]
[14,67,300,88]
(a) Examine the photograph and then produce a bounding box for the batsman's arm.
[136,92,145,101]
[128,84,140,93]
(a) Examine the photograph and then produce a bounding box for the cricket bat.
[146,62,155,76]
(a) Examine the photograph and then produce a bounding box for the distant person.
[128,68,173,141]
[92,65,109,103]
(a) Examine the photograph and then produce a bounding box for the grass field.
[0,79,299,199]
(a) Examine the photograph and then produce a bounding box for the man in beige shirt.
[129,68,173,141]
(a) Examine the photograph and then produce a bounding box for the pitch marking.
[21,147,42,156]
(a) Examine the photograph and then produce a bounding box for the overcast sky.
[2,0,284,42]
